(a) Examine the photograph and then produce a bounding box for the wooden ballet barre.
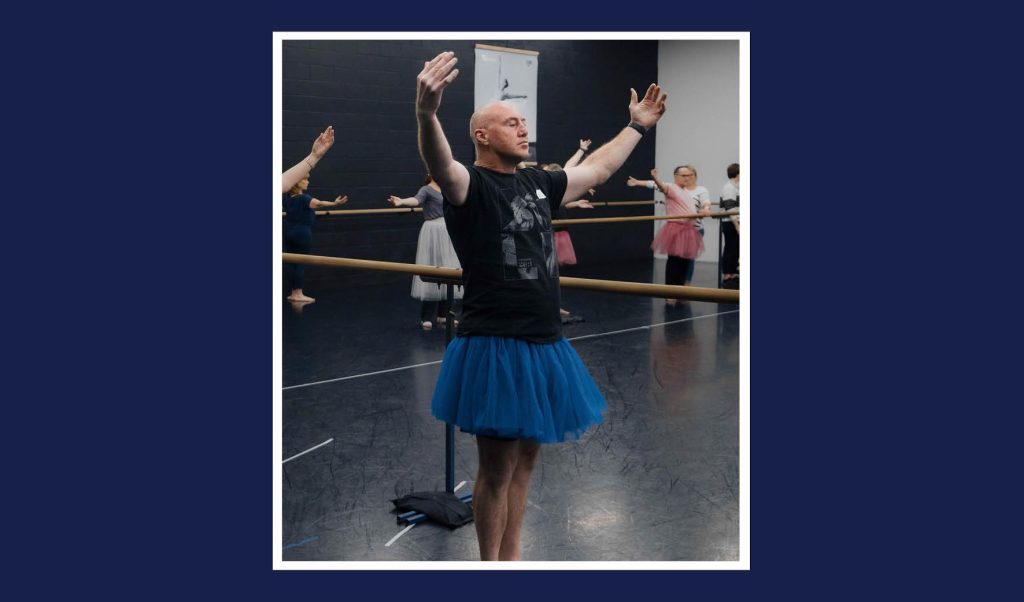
[282,253,739,303]
[280,207,424,217]
[284,202,663,216]
[283,202,682,216]
[552,209,739,226]
[283,253,461,278]
[590,200,659,207]
[559,276,738,303]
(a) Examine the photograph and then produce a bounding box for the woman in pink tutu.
[628,166,710,306]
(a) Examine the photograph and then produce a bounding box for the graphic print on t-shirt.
[500,189,556,281]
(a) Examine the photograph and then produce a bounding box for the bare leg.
[474,436,519,561]
[498,439,540,560]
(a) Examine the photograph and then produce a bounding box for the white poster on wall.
[474,44,538,159]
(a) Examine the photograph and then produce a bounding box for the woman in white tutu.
[388,176,463,329]
[628,166,710,306]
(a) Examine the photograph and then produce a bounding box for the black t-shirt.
[552,203,568,233]
[720,194,740,211]
[552,190,593,232]
[444,165,568,343]
[283,193,314,227]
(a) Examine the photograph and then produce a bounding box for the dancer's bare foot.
[288,299,313,313]
[559,308,571,316]
[287,292,315,302]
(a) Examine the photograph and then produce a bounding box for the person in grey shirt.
[719,163,740,283]
[389,175,464,329]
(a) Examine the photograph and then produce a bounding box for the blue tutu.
[431,335,607,443]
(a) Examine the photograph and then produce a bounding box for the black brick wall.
[283,39,658,291]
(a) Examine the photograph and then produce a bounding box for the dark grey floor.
[282,258,740,561]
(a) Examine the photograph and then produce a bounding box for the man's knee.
[517,441,541,472]
[477,436,520,487]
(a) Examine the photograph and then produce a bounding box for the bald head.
[468,101,530,165]
[469,101,515,141]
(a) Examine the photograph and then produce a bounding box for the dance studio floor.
[281,258,740,562]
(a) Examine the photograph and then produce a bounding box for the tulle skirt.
[651,220,704,259]
[431,336,607,443]
[554,230,576,265]
[410,217,464,301]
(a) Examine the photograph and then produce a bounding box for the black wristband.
[627,121,647,136]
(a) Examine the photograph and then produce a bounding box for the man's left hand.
[628,83,667,130]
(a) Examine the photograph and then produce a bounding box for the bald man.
[416,50,667,561]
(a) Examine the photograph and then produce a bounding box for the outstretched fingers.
[428,53,458,79]
[311,126,335,157]
[418,52,459,94]
[656,90,668,113]
[642,83,660,102]
[419,51,449,77]
[638,83,668,116]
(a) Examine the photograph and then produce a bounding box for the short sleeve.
[443,164,479,233]
[414,186,431,205]
[539,168,568,214]
[663,184,683,205]
[695,187,709,208]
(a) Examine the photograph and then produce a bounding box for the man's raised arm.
[416,51,470,206]
[563,84,667,204]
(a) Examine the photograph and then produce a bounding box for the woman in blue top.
[283,175,347,303]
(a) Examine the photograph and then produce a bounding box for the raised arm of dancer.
[649,168,670,194]
[309,195,348,209]
[626,175,654,189]
[283,126,335,193]
[564,138,592,168]
[387,195,420,207]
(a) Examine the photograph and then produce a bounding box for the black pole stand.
[443,280,456,492]
[395,274,467,527]
[717,213,724,290]
[416,274,462,492]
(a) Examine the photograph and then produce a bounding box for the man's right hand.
[417,51,460,116]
